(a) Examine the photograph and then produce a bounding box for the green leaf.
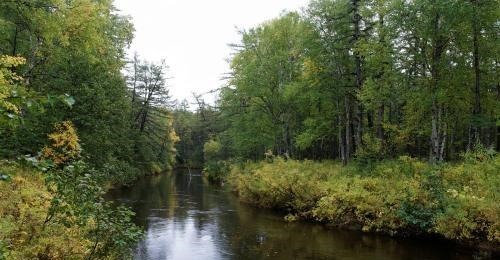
[61,95,76,108]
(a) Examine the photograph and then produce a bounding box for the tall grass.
[228,154,499,245]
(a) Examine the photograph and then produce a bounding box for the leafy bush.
[461,143,497,163]
[203,139,230,183]
[434,152,499,242]
[0,55,26,117]
[204,160,231,184]
[41,121,82,166]
[1,122,143,259]
[0,163,91,259]
[44,162,143,259]
[229,159,331,216]
[101,159,141,186]
[354,134,388,166]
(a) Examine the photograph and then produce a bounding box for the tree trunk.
[471,0,482,147]
[337,99,346,164]
[132,54,139,104]
[11,26,18,56]
[352,0,363,152]
[429,12,446,163]
[139,108,149,132]
[345,95,352,164]
[377,104,385,141]
[439,122,447,161]
[430,101,440,162]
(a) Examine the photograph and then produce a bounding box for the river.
[106,169,487,260]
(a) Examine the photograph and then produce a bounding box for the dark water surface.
[107,170,484,260]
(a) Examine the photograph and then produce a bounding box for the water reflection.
[107,170,483,260]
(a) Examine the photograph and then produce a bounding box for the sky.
[113,0,309,105]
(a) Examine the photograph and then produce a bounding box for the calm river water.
[107,170,488,260]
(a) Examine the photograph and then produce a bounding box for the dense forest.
[0,0,499,259]
[174,0,499,251]
[0,0,176,258]
[175,0,499,165]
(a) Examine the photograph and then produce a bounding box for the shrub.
[228,156,500,244]
[203,139,230,184]
[41,121,81,166]
[1,121,143,259]
[0,162,91,259]
[45,161,143,259]
[354,134,388,166]
[204,160,230,183]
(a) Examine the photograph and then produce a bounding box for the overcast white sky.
[113,0,309,105]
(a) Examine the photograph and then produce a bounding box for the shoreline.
[234,189,500,257]
[226,157,500,255]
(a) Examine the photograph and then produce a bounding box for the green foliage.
[397,167,445,232]
[207,0,500,163]
[171,99,223,168]
[203,139,230,183]
[229,156,500,243]
[204,160,231,184]
[126,57,178,174]
[204,139,222,161]
[1,121,143,259]
[0,0,165,179]
[38,123,142,259]
[0,55,25,117]
[434,149,499,242]
[44,161,143,259]
[0,0,179,259]
[0,241,5,260]
[228,159,332,215]
[0,162,92,259]
[461,143,498,164]
[219,12,314,159]
[354,134,389,166]
[1,0,499,256]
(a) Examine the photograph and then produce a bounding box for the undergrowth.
[228,151,499,245]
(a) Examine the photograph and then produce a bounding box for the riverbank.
[227,154,499,252]
[0,161,91,259]
[0,159,142,260]
[109,168,480,259]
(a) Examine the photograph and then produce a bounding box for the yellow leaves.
[171,134,180,144]
[0,163,91,259]
[164,115,179,143]
[0,56,26,68]
[301,58,321,83]
[0,55,26,115]
[203,139,222,161]
[41,121,82,166]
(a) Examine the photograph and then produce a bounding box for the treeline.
[172,96,224,168]
[201,0,499,164]
[0,0,177,182]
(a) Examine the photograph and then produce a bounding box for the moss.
[0,162,91,259]
[228,156,500,246]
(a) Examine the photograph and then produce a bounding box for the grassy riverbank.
[228,153,499,249]
[0,162,91,259]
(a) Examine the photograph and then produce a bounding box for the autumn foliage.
[41,121,81,166]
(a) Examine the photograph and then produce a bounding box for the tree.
[125,56,176,172]
[208,0,499,164]
[221,13,313,159]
